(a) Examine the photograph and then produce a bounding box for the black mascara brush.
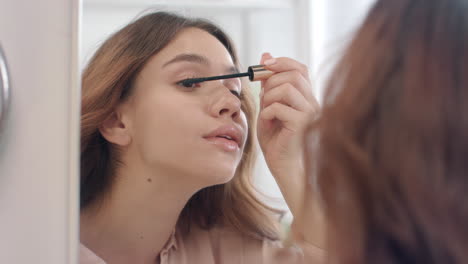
[180,65,273,87]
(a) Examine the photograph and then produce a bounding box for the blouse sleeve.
[261,238,325,264]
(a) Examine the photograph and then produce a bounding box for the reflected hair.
[307,0,468,263]
[80,11,281,240]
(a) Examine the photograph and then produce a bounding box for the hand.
[257,53,320,216]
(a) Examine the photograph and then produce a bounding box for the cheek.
[130,99,198,167]
[130,92,206,157]
[240,111,249,143]
[133,97,191,140]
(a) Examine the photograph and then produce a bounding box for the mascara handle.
[248,65,274,81]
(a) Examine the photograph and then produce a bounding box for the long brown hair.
[81,11,280,240]
[307,0,468,263]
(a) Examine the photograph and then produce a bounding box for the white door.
[0,0,80,263]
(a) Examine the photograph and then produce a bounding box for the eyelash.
[230,90,242,99]
[176,77,200,89]
[176,78,242,99]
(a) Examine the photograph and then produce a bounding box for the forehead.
[154,27,235,67]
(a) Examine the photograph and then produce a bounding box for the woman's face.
[121,27,248,187]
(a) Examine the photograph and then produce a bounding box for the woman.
[80,11,321,263]
[303,0,468,263]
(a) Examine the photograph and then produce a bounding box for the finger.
[260,52,273,64]
[263,57,310,81]
[260,52,274,88]
[263,70,314,101]
[262,83,312,112]
[260,87,264,109]
[260,102,308,130]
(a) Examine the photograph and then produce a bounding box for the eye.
[225,78,242,99]
[176,78,201,89]
[230,90,242,99]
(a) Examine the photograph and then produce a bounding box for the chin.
[197,164,238,186]
[178,152,241,187]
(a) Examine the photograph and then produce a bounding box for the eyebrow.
[162,53,239,74]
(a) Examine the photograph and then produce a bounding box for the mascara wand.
[181,65,273,87]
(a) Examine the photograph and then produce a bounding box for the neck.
[80,159,199,264]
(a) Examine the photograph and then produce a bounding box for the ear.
[99,109,132,147]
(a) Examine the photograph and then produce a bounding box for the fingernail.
[264,58,276,66]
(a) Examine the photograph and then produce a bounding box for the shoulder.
[79,243,106,264]
[177,225,314,264]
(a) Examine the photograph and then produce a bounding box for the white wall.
[0,0,80,263]
[81,3,299,69]
[310,0,376,100]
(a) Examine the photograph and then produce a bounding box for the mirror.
[81,0,312,221]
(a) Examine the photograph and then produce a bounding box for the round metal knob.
[0,44,11,134]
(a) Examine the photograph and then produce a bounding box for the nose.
[209,82,242,120]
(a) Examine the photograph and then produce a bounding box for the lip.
[203,124,245,149]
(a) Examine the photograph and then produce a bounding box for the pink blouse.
[79,225,324,264]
